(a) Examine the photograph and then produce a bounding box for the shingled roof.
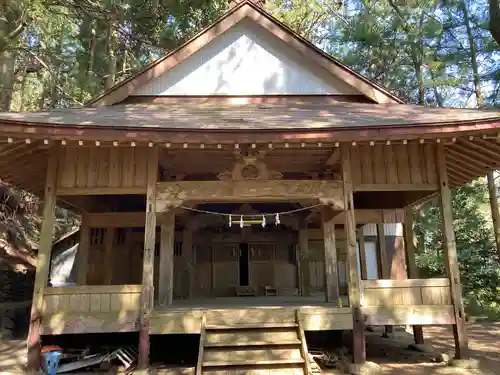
[0,103,498,131]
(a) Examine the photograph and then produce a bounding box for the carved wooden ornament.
[155,180,344,212]
[218,153,282,181]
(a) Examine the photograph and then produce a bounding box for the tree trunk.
[105,15,117,90]
[19,71,26,111]
[0,51,14,111]
[412,11,426,105]
[487,171,500,259]
[50,33,65,108]
[413,57,425,105]
[463,0,484,106]
[490,0,500,46]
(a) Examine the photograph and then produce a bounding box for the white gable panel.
[133,20,358,96]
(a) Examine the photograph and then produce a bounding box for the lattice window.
[174,241,182,257]
[249,244,274,261]
[274,244,296,264]
[214,245,238,262]
[115,228,127,245]
[90,228,105,246]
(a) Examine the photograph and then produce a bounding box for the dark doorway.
[239,243,249,286]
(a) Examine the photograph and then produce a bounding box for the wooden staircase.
[196,310,311,375]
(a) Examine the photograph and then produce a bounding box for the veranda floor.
[156,293,349,310]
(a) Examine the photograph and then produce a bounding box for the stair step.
[203,348,303,364]
[205,309,296,327]
[203,368,304,375]
[204,339,301,348]
[205,327,299,346]
[206,323,297,330]
[203,358,305,367]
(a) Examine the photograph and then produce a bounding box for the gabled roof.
[1,102,498,131]
[88,0,403,107]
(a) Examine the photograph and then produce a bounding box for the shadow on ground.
[356,323,500,375]
[0,322,498,374]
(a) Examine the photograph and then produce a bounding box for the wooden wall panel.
[309,261,325,292]
[193,264,212,297]
[350,143,438,189]
[214,263,238,296]
[251,262,274,292]
[44,285,142,314]
[362,278,451,307]
[274,264,296,295]
[57,147,149,192]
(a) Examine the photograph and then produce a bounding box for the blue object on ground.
[42,350,62,375]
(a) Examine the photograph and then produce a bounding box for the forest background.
[0,0,499,317]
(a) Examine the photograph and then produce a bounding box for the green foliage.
[3,0,226,111]
[414,181,500,313]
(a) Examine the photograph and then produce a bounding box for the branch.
[21,49,85,107]
[0,11,28,52]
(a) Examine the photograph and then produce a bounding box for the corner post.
[182,227,194,300]
[376,224,393,336]
[486,171,500,258]
[138,147,159,369]
[357,228,367,280]
[298,222,310,297]
[341,144,365,364]
[159,211,175,305]
[403,207,424,345]
[376,224,390,280]
[27,146,59,373]
[76,213,90,285]
[321,206,339,303]
[103,227,115,284]
[436,144,469,359]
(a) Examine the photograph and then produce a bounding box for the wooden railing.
[362,278,451,306]
[361,278,454,325]
[43,285,142,314]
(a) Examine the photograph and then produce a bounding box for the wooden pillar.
[376,224,393,335]
[487,171,500,258]
[376,224,390,279]
[76,214,90,285]
[403,207,424,345]
[159,211,175,306]
[341,144,365,364]
[391,227,406,280]
[322,206,339,303]
[436,144,469,359]
[138,148,158,370]
[182,228,193,300]
[27,146,59,373]
[298,224,311,297]
[103,227,115,285]
[357,228,367,280]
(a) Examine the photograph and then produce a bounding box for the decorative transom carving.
[218,151,282,181]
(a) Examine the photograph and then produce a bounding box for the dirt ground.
[1,323,498,374]
[331,323,500,375]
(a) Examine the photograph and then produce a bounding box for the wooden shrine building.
[0,0,500,373]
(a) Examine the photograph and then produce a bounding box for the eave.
[0,118,499,144]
